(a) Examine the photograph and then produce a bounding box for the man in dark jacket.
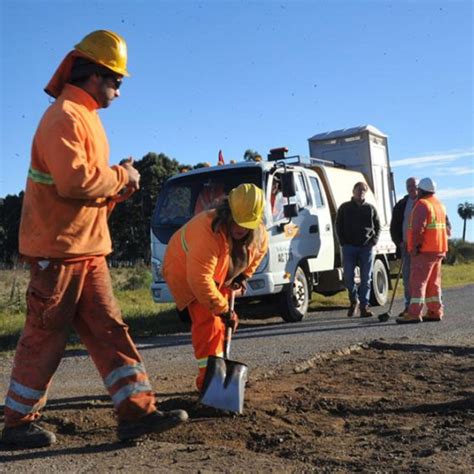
[390,177,418,316]
[336,182,381,317]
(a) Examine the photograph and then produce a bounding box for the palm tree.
[457,202,474,241]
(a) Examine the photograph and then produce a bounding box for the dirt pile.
[1,341,473,472]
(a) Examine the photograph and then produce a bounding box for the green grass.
[1,261,473,353]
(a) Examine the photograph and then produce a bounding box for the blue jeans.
[342,244,375,307]
[401,245,411,309]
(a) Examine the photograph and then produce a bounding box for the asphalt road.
[0,285,473,400]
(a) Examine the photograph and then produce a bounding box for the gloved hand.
[230,274,248,294]
[219,309,239,332]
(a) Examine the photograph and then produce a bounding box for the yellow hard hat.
[74,30,129,77]
[228,183,264,229]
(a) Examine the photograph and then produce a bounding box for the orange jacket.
[19,84,129,258]
[163,210,269,314]
[407,195,448,254]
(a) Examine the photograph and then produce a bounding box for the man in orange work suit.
[396,177,449,324]
[163,183,269,393]
[1,30,187,449]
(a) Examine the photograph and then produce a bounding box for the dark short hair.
[70,57,114,83]
[353,181,368,192]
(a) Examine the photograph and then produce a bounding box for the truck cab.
[151,125,397,322]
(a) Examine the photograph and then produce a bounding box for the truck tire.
[370,258,389,306]
[280,266,309,322]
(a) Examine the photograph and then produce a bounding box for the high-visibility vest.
[407,196,448,253]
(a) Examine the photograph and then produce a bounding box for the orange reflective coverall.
[163,210,268,390]
[407,195,448,320]
[4,84,156,427]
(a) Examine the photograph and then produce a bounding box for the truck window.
[309,177,325,208]
[151,166,263,244]
[156,185,193,226]
[295,173,309,208]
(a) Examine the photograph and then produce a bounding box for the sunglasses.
[102,75,122,90]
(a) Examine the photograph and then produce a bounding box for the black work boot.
[347,301,359,317]
[117,409,188,441]
[360,306,374,318]
[2,422,57,449]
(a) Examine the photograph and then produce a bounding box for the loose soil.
[1,341,473,473]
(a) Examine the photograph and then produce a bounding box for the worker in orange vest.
[163,183,269,391]
[1,30,188,449]
[396,177,449,324]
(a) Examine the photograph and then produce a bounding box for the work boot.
[347,301,359,317]
[396,313,422,324]
[1,422,57,449]
[398,308,409,318]
[422,311,443,322]
[117,409,188,441]
[360,306,374,318]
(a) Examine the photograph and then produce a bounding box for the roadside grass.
[1,261,473,352]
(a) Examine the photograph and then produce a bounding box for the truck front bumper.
[151,272,286,304]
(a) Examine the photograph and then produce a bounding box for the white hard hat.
[418,177,436,193]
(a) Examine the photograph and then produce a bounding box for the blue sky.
[1,0,473,239]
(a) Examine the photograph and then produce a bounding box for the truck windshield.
[151,167,263,243]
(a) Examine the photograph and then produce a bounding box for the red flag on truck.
[218,150,225,166]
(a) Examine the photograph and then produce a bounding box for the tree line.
[1,153,473,266]
[0,152,210,266]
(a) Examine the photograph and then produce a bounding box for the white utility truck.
[150,125,397,322]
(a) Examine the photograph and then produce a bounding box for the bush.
[445,239,474,265]
[118,266,152,291]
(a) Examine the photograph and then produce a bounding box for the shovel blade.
[378,311,391,322]
[200,356,248,414]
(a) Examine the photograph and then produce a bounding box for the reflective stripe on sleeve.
[28,167,54,185]
[181,226,189,253]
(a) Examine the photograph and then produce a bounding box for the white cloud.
[433,166,474,176]
[437,187,474,200]
[391,148,474,168]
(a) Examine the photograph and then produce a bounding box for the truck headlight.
[151,258,164,282]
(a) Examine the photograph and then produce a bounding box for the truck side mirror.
[281,172,296,197]
[283,203,298,218]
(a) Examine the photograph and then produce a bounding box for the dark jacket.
[335,199,381,247]
[390,194,409,248]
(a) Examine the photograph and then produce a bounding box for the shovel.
[378,253,405,322]
[200,291,248,414]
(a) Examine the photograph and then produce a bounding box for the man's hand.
[230,274,248,295]
[120,157,141,191]
[219,310,239,332]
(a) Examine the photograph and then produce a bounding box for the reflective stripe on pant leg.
[408,254,430,318]
[425,255,444,317]
[73,257,156,421]
[4,379,48,419]
[188,299,225,391]
[4,260,80,427]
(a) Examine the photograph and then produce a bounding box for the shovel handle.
[224,291,235,359]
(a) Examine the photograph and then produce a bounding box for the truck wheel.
[280,266,309,322]
[370,259,389,306]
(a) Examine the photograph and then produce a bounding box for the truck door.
[307,175,334,271]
